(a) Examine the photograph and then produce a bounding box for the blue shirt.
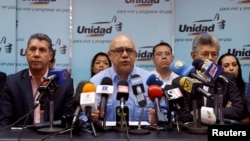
[90,66,154,122]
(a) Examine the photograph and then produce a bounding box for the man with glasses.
[88,34,152,123]
[148,42,180,125]
[185,33,245,123]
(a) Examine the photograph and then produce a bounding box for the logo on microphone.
[118,86,129,93]
[183,79,192,93]
[131,77,142,85]
[174,61,184,68]
[102,86,108,91]
[41,80,49,86]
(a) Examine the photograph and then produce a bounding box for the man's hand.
[148,108,156,125]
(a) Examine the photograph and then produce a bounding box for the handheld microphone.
[192,59,223,80]
[170,60,213,87]
[146,74,164,86]
[131,74,147,107]
[72,81,89,125]
[48,68,71,84]
[80,82,97,117]
[148,84,166,125]
[172,76,214,99]
[116,80,129,109]
[96,77,114,121]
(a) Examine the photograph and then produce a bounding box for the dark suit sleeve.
[0,71,6,96]
[221,72,245,120]
[62,78,74,115]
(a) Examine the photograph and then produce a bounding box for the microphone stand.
[172,103,182,133]
[37,80,65,133]
[129,107,150,135]
[185,95,207,134]
[214,80,224,125]
[85,106,97,137]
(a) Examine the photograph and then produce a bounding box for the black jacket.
[0,69,74,126]
[179,71,246,122]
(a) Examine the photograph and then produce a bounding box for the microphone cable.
[0,89,40,132]
[40,127,72,141]
[0,103,39,132]
[18,89,41,141]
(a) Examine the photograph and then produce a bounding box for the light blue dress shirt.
[90,66,155,122]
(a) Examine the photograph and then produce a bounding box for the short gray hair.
[192,33,220,52]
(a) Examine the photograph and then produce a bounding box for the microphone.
[172,76,214,99]
[96,77,114,121]
[116,80,129,131]
[192,59,223,80]
[146,74,163,87]
[116,80,129,109]
[170,60,213,87]
[192,59,229,83]
[131,74,147,107]
[80,82,98,137]
[80,82,97,116]
[147,84,166,126]
[72,81,89,125]
[48,68,71,84]
[163,85,184,110]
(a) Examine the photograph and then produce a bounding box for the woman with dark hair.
[217,52,250,124]
[91,52,111,77]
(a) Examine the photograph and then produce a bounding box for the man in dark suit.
[0,33,74,126]
[179,33,245,123]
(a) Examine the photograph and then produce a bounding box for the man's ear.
[190,52,196,60]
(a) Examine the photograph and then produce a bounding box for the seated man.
[182,33,246,123]
[0,33,74,126]
[89,34,153,123]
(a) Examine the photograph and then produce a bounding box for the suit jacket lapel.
[21,70,35,116]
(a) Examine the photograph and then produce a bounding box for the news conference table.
[0,126,207,141]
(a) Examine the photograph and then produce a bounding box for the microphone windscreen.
[170,60,196,76]
[82,83,96,92]
[49,68,70,83]
[192,59,204,70]
[172,77,182,87]
[148,84,163,101]
[100,77,112,85]
[73,81,89,108]
[146,74,163,86]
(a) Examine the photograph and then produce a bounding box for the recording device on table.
[129,74,150,135]
[96,77,114,129]
[80,82,97,136]
[116,80,129,131]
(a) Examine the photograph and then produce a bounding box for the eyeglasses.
[154,52,171,57]
[195,52,218,59]
[109,48,135,55]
